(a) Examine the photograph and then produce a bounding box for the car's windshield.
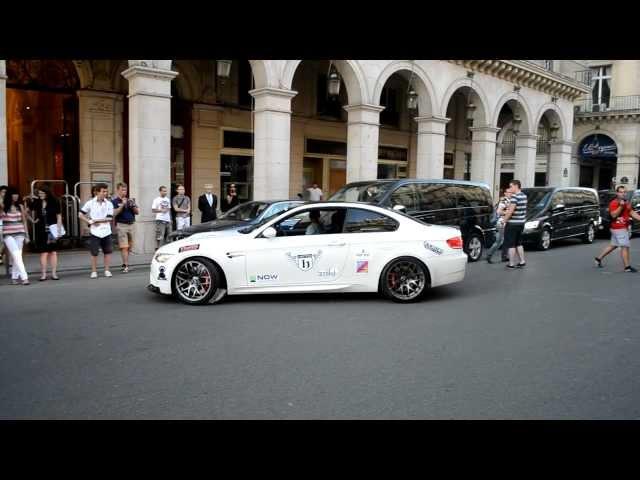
[222,201,270,221]
[522,189,553,216]
[329,182,395,203]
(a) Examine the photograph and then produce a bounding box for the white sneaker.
[104,270,113,278]
[90,271,98,279]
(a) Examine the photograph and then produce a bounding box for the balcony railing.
[575,96,640,114]
[574,69,594,86]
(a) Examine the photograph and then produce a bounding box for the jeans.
[4,234,28,280]
[485,227,504,260]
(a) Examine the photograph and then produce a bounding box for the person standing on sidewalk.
[306,183,324,202]
[31,187,63,281]
[111,182,139,274]
[152,186,172,249]
[172,184,191,231]
[594,185,640,272]
[198,184,218,222]
[221,183,239,214]
[502,180,528,269]
[1,186,31,285]
[486,189,510,264]
[79,183,114,279]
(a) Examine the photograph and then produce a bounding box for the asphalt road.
[1,237,640,419]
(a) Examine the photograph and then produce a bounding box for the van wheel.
[465,233,483,262]
[172,258,226,305]
[583,223,595,244]
[538,228,552,251]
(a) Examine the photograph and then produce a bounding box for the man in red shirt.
[595,185,640,272]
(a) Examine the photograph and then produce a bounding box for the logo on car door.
[286,250,323,271]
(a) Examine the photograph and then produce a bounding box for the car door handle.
[226,251,245,258]
[328,241,346,247]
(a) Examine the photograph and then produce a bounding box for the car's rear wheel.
[172,257,226,305]
[465,233,483,262]
[380,257,429,303]
[583,223,595,244]
[538,228,552,251]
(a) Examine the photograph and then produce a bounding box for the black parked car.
[329,179,496,261]
[520,187,600,250]
[597,189,640,236]
[167,199,305,242]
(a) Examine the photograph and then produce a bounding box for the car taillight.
[446,236,463,249]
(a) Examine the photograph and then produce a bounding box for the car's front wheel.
[465,233,484,262]
[583,223,595,244]
[538,228,552,251]
[380,257,429,303]
[172,257,226,305]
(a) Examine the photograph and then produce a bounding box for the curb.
[23,261,151,275]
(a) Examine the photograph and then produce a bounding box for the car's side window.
[551,191,565,209]
[273,208,346,237]
[631,194,640,209]
[418,184,456,211]
[343,208,399,233]
[390,184,419,212]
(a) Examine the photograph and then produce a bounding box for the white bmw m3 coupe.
[148,202,467,305]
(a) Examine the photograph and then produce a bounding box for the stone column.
[616,154,640,190]
[122,63,177,254]
[470,126,500,192]
[77,90,125,202]
[0,60,7,186]
[249,87,297,200]
[514,134,538,187]
[414,116,449,179]
[548,140,574,187]
[344,104,385,182]
[494,144,503,198]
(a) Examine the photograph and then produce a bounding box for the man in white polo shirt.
[79,183,114,278]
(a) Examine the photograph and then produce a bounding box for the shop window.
[306,138,347,156]
[223,130,253,149]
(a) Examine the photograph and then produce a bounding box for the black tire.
[465,233,483,262]
[538,228,552,251]
[380,256,429,303]
[172,257,226,305]
[582,223,595,244]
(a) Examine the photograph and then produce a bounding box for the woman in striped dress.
[0,186,30,285]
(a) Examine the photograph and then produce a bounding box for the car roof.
[523,186,599,194]
[336,178,492,190]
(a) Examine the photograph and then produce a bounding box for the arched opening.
[376,71,417,180]
[291,60,350,197]
[495,98,533,192]
[578,133,618,190]
[443,86,487,181]
[5,60,80,197]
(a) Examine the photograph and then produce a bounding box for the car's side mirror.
[393,204,407,213]
[553,203,565,212]
[262,226,277,239]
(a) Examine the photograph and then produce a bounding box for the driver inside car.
[305,210,324,235]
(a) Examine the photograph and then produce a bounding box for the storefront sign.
[579,134,617,159]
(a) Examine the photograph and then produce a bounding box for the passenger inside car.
[305,210,324,235]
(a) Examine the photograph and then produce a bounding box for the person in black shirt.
[197,184,218,223]
[31,187,63,280]
[221,183,240,213]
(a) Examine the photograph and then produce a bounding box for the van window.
[583,190,597,206]
[456,185,489,209]
[564,191,581,208]
[551,191,565,208]
[417,184,456,211]
[390,184,419,212]
[631,192,640,209]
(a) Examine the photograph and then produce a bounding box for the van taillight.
[447,236,463,249]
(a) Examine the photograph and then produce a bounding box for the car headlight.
[524,220,540,230]
[154,253,174,263]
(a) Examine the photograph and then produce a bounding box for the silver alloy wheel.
[587,224,595,242]
[468,236,482,261]
[175,259,213,302]
[386,260,426,301]
[541,229,551,249]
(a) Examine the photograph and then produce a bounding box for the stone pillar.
[414,116,449,179]
[470,126,500,192]
[494,144,503,198]
[616,154,640,190]
[548,141,574,187]
[249,87,297,200]
[77,90,125,202]
[514,134,538,187]
[122,63,177,254]
[344,104,384,182]
[0,60,7,186]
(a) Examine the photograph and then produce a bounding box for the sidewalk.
[4,248,153,276]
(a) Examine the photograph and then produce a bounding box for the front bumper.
[149,259,173,295]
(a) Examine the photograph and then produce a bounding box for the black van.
[329,179,496,261]
[520,187,600,250]
[598,189,640,236]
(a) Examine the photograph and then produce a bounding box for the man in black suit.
[198,184,218,223]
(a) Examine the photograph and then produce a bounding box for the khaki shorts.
[117,223,135,248]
